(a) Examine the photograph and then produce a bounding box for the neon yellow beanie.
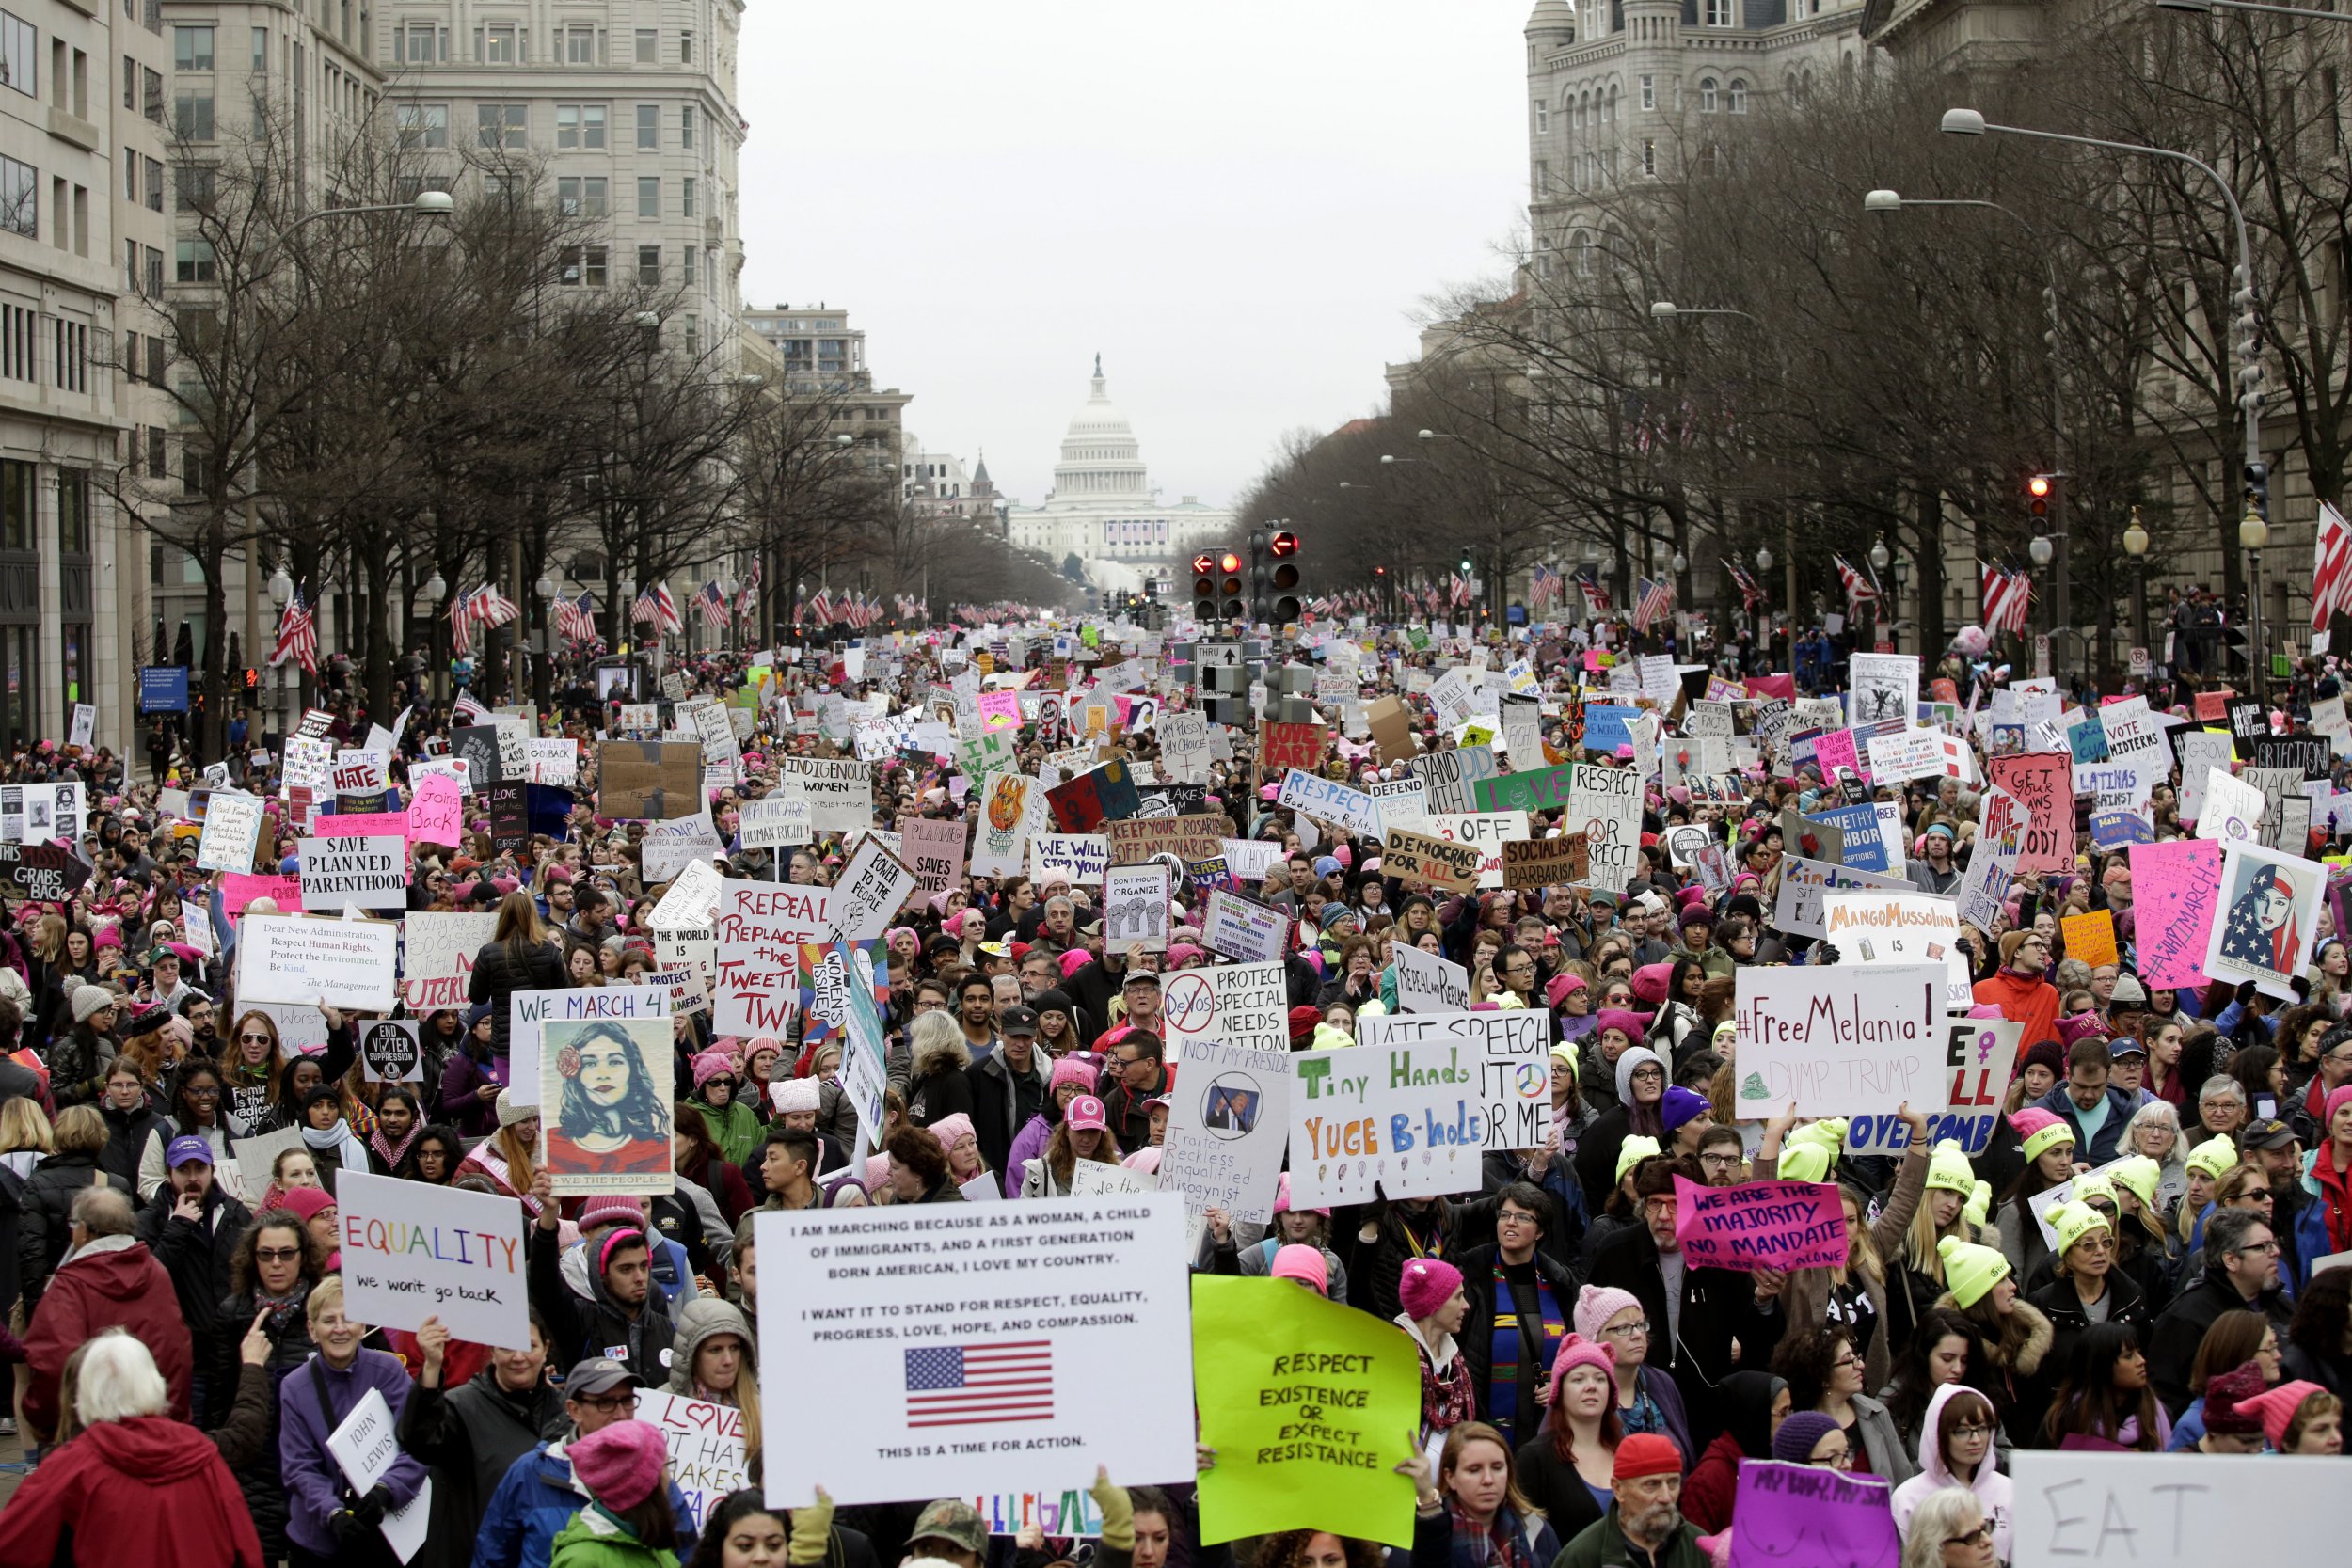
[2185,1135,2240,1181]
[2070,1172,2118,1212]
[1615,1134,1662,1185]
[2050,1200,2111,1260]
[1925,1139,1976,1195]
[2108,1156,2161,1212]
[1778,1140,1834,1183]
[1938,1234,2012,1308]
[1963,1180,1993,1231]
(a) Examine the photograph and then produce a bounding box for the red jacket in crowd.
[22,1236,194,1435]
[0,1415,263,1568]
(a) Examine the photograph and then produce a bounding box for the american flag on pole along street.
[1979,562,2032,637]
[1724,559,1766,611]
[632,583,684,634]
[1574,565,1612,617]
[691,579,732,628]
[1833,555,1880,615]
[903,1339,1054,1428]
[2313,500,2352,632]
[553,590,596,643]
[270,583,319,674]
[1632,575,1676,635]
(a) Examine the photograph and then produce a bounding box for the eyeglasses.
[1949,1422,1994,1440]
[1832,1353,1866,1370]
[2233,1239,2281,1256]
[254,1246,302,1262]
[1944,1523,1995,1548]
[237,1033,271,1045]
[570,1392,633,1413]
[1497,1210,1540,1227]
[1602,1320,1651,1338]
[1820,1446,1856,1468]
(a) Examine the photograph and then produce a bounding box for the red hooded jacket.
[23,1235,194,1435]
[1973,968,2060,1054]
[0,1415,262,1568]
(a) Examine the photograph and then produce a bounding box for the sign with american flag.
[904,1341,1054,1428]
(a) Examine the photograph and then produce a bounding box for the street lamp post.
[1869,538,1893,650]
[266,563,294,737]
[2122,510,2151,660]
[2241,504,2269,690]
[1755,545,1774,651]
[2028,534,2056,671]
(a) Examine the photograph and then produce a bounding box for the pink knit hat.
[1271,1243,1328,1295]
[1546,973,1588,1010]
[1573,1283,1645,1343]
[1397,1258,1464,1321]
[2324,1083,2352,1132]
[2237,1379,2328,1450]
[568,1418,669,1511]
[1547,1333,1618,1402]
[690,1051,736,1088]
[1049,1055,1099,1094]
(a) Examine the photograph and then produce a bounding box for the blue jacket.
[2292,1147,2337,1291]
[2032,1083,2137,1165]
[472,1434,697,1568]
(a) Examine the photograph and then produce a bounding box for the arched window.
[1574,230,1596,276]
[1729,79,1749,113]
[1700,76,1719,113]
[1607,84,1619,124]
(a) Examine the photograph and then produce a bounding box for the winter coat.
[1753,1140,1928,1394]
[692,1092,766,1169]
[473,1435,699,1568]
[529,1219,677,1386]
[1549,1503,1710,1568]
[550,1503,681,1568]
[210,1282,318,1562]
[437,1042,502,1139]
[907,1061,977,1128]
[2147,1271,2296,1416]
[23,1232,195,1435]
[397,1363,568,1559]
[469,937,568,1058]
[1931,1291,2055,1431]
[1005,1110,1057,1198]
[1453,1242,1583,1440]
[2032,1083,2139,1166]
[14,1148,109,1311]
[967,1046,1053,1184]
[136,1112,246,1203]
[135,1181,253,1358]
[0,1414,264,1568]
[1849,1391,1915,1483]
[2026,1267,2153,1425]
[1510,1432,1607,1544]
[276,1349,430,1557]
[1401,1497,1561,1568]
[46,1022,116,1109]
[1972,970,2061,1055]
[1588,1223,1786,1449]
[1889,1382,2014,1561]
[98,1098,166,1187]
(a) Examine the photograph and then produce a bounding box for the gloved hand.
[353,1484,392,1528]
[328,1510,365,1544]
[787,1486,834,1565]
[1090,1465,1134,1552]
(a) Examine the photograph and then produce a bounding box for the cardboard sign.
[1382,824,1482,893]
[600,741,706,820]
[1104,813,1224,866]
[0,842,91,899]
[1159,961,1290,1056]
[358,1020,422,1082]
[1390,811,1527,891]
[755,1195,1196,1508]
[1258,722,1328,772]
[1291,1011,1550,1207]
[1405,745,1497,814]
[1732,965,1943,1118]
[236,913,399,1011]
[1672,1176,1849,1272]
[322,1387,432,1562]
[1198,889,1292,964]
[1158,1037,1294,1224]
[337,1169,528,1349]
[1391,943,1470,1013]
[1499,832,1588,891]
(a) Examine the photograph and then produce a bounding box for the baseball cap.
[2108,1037,2148,1059]
[999,1005,1039,1037]
[1121,969,1160,989]
[564,1356,644,1398]
[165,1135,214,1168]
[908,1499,987,1558]
[2236,1117,2296,1153]
[1067,1094,1108,1132]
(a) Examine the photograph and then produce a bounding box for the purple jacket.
[1004,1112,1054,1198]
[436,1046,501,1139]
[277,1348,429,1556]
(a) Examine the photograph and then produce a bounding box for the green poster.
[1191,1275,1418,1547]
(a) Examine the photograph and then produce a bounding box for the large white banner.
[2009,1450,2336,1566]
[1158,1037,1293,1225]
[755,1195,1196,1508]
[401,911,497,1013]
[1732,965,1944,1118]
[337,1170,529,1349]
[236,913,399,1011]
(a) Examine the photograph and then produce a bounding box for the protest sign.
[506,985,666,1109]
[650,860,725,931]
[1565,762,1643,891]
[1774,856,1911,941]
[1732,964,1943,1118]
[598,741,703,819]
[2196,768,2266,845]
[1819,889,1971,1009]
[2202,839,2323,1002]
[1198,889,1292,964]
[2129,838,2221,991]
[1046,760,1140,831]
[1276,769,1382,838]
[828,836,916,942]
[638,813,722,884]
[969,772,1039,879]
[1499,832,1588,891]
[236,913,398,1010]
[2008,1450,2332,1568]
[0,842,89,899]
[1955,786,2029,935]
[755,1193,1195,1508]
[1845,1017,2025,1156]
[1292,1011,1549,1207]
[358,1020,421,1082]
[1470,762,1574,814]
[539,1016,674,1196]
[900,816,967,894]
[1159,1037,1293,1223]
[1104,813,1225,865]
[1103,863,1173,954]
[2061,910,2119,967]
[739,796,813,849]
[1405,745,1497,813]
[1391,944,1470,1012]
[2176,731,2235,822]
[405,773,466,847]
[636,1388,749,1533]
[713,880,830,1037]
[771,756,874,832]
[1987,752,2074,872]
[794,941,886,1046]
[324,1388,431,1563]
[963,1493,1104,1540]
[1724,1463,1898,1568]
[1191,1276,1416,1547]
[297,835,406,913]
[1030,832,1109,887]
[337,1170,527,1348]
[1391,811,1527,891]
[1381,824,1482,894]
[196,792,263,873]
[1672,1176,1849,1272]
[1258,721,1328,772]
[221,871,302,918]
[1160,961,1289,1055]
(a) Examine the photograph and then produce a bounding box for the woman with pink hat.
[1397,1258,1473,1442]
[1016,1093,1122,1197]
[549,1418,682,1567]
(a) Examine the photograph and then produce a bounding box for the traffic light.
[1192,553,1216,618]
[1218,551,1246,623]
[1269,529,1302,623]
[2026,473,2052,525]
[2246,461,2270,523]
[1459,551,1474,575]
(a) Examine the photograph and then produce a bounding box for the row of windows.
[0,308,98,395]
[390,22,693,68]
[1541,73,1749,131]
[553,173,698,219]
[394,99,702,153]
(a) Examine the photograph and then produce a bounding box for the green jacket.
[696,1095,766,1168]
[550,1507,682,1568]
[1551,1506,1711,1568]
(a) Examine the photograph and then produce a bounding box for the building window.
[478,103,524,148]
[1728,78,1749,113]
[123,156,135,205]
[637,176,659,218]
[175,165,212,209]
[564,25,595,64]
[121,53,132,108]
[681,104,694,149]
[0,10,34,97]
[124,237,138,293]
[1533,159,1548,197]
[476,24,516,63]
[57,468,86,552]
[682,245,695,286]
[144,247,160,296]
[147,427,164,473]
[174,90,214,140]
[560,245,607,286]
[684,314,696,357]
[1707,0,1732,21]
[636,103,657,149]
[174,237,213,282]
[143,66,160,122]
[144,155,161,210]
[557,176,580,214]
[0,155,30,238]
[252,25,266,69]
[637,245,659,284]
[634,27,657,62]
[1534,100,1548,135]
[1640,73,1655,110]
[681,177,694,217]
[172,24,212,71]
[679,29,692,63]
[54,319,87,392]
[1641,138,1657,177]
[1700,76,1718,112]
[0,304,27,381]
[556,103,605,150]
[397,103,447,148]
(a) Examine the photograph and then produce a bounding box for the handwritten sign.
[1158,1037,1294,1224]
[196,792,263,873]
[1732,964,1942,1118]
[1290,1011,1549,1207]
[1382,824,1482,893]
[338,1170,527,1348]
[2129,838,2221,991]
[1499,832,1588,891]
[1987,752,2074,873]
[2060,909,2119,967]
[1672,1176,1848,1272]
[636,1387,748,1533]
[1391,944,1470,1013]
[1725,1462,1898,1568]
[713,880,828,1037]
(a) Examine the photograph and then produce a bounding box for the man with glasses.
[2149,1207,2294,1416]
[1101,1032,1168,1153]
[1974,927,2060,1049]
[1452,1182,1580,1445]
[2292,1022,2352,1148]
[473,1356,699,1568]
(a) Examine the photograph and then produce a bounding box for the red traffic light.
[1218,552,1243,574]
[1192,553,1215,576]
[2026,475,2052,499]
[1269,530,1299,557]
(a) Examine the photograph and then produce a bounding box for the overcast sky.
[736,1,1532,512]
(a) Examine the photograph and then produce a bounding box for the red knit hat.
[1613,1432,1682,1481]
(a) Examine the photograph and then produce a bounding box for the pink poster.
[1811,728,1862,781]
[2127,838,2221,991]
[222,872,301,917]
[1987,752,2074,873]
[1672,1176,1850,1272]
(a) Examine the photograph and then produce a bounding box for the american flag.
[450,592,474,657]
[1833,556,1880,614]
[2314,500,2352,632]
[270,583,319,674]
[1575,566,1612,617]
[691,579,732,629]
[903,1340,1054,1429]
[470,584,521,629]
[1528,563,1558,611]
[632,583,684,634]
[1724,559,1766,612]
[808,588,836,626]
[1632,574,1676,635]
[553,590,597,643]
[1979,562,2032,637]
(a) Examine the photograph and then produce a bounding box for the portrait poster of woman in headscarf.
[2202,841,2322,1002]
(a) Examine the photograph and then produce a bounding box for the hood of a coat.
[82,1413,219,1481]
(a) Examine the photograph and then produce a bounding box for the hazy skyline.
[736,1,1532,512]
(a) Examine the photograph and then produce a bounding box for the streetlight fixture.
[421,571,446,606]
[1756,546,1773,571]
[254,190,453,272]
[2028,535,2054,565]
[1649,300,1757,323]
[2123,507,2151,653]
[267,563,293,606]
[1868,540,1891,572]
[535,572,557,599]
[2242,503,2270,689]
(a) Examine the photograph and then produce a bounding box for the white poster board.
[1157,961,1289,1055]
[197,792,264,873]
[504,984,666,1109]
[236,913,398,1010]
[1731,965,1944,1118]
[298,835,408,913]
[323,1387,432,1563]
[1290,1011,1549,1207]
[337,1169,529,1348]
[2009,1450,2338,1566]
[636,1387,750,1533]
[712,879,831,1037]
[1391,944,1470,1013]
[1157,1037,1294,1225]
[1819,889,1973,1010]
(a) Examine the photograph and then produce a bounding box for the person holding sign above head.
[527,1171,676,1386]
[398,1309,566,1555]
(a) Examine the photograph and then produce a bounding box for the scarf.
[303,1119,370,1173]
[367,1120,422,1173]
[1486,1259,1566,1446]
[1448,1501,1542,1568]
